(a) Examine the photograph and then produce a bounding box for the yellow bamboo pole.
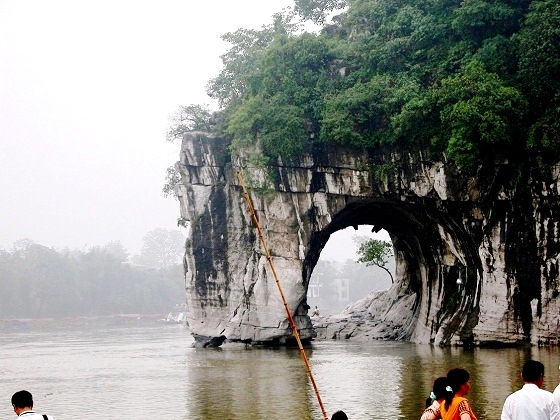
[236,170,329,420]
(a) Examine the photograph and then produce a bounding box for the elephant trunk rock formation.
[176,132,560,347]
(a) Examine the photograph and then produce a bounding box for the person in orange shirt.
[440,368,478,420]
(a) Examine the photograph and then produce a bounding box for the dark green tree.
[353,235,394,283]
[165,104,214,143]
[206,12,300,109]
[167,0,560,175]
[226,32,335,161]
[516,0,560,164]
[294,0,347,25]
[429,60,527,169]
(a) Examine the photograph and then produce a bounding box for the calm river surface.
[2,321,560,419]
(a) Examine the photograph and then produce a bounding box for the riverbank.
[0,313,170,331]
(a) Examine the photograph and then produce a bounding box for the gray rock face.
[176,132,560,346]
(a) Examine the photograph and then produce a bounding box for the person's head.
[445,368,470,409]
[11,390,33,414]
[426,376,448,407]
[331,410,348,420]
[522,360,545,386]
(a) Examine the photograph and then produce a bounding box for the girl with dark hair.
[440,368,478,420]
[420,376,448,420]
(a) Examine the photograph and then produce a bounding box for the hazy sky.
[0,1,291,254]
[0,0,386,260]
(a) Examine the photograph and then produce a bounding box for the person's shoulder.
[38,414,54,420]
[541,389,556,398]
[533,385,554,396]
[504,388,523,400]
[17,414,54,420]
[422,400,439,412]
[29,414,54,420]
[553,383,560,401]
[421,401,441,417]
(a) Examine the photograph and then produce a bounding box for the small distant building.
[308,276,349,304]
[307,277,323,298]
[337,278,349,302]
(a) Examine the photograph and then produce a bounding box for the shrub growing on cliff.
[165,104,215,143]
[172,0,558,171]
[429,61,527,170]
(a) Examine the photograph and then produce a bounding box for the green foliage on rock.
[516,0,560,164]
[429,61,527,169]
[294,0,347,25]
[226,31,336,161]
[166,104,215,143]
[174,0,559,171]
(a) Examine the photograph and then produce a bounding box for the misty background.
[0,1,392,319]
[1,0,299,255]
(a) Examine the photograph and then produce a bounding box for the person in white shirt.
[11,390,54,420]
[501,360,560,420]
[553,365,560,406]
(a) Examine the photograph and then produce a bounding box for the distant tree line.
[0,228,186,319]
[165,0,559,182]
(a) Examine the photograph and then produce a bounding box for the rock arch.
[176,132,560,346]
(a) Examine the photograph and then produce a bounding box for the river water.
[1,321,560,419]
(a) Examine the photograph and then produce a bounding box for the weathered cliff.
[176,132,560,346]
